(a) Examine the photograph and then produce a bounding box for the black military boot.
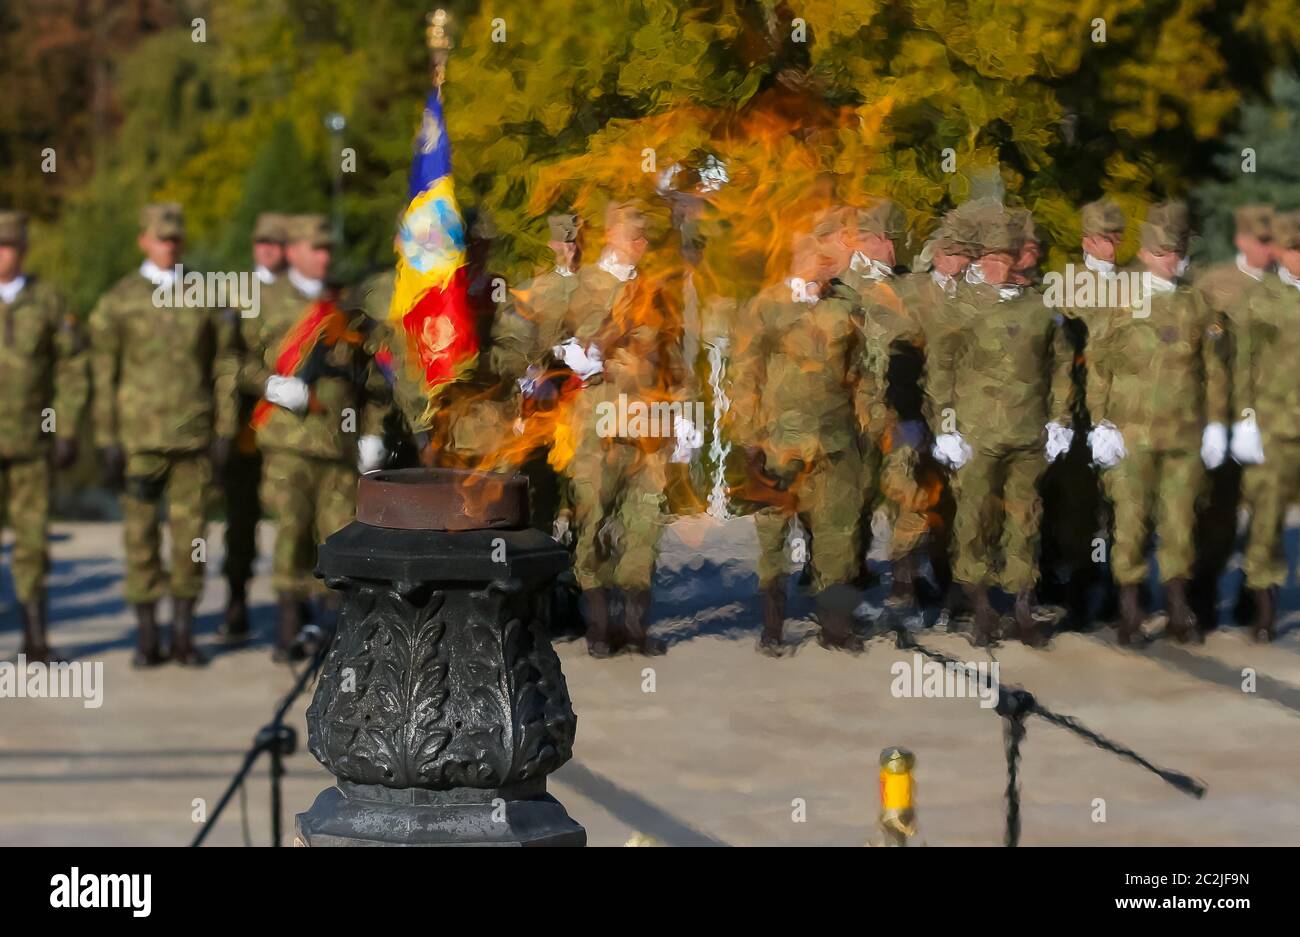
[18,593,60,663]
[1117,584,1142,646]
[964,583,999,647]
[170,597,209,666]
[1251,587,1277,643]
[217,579,251,645]
[582,587,617,659]
[273,593,307,663]
[758,580,789,657]
[1165,578,1202,645]
[132,602,165,668]
[887,553,918,610]
[623,589,665,656]
[815,587,865,653]
[1014,588,1048,647]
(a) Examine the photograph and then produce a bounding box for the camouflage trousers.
[259,450,356,596]
[0,456,51,602]
[871,443,932,561]
[1100,446,1204,585]
[568,440,667,592]
[754,448,864,591]
[1241,438,1300,589]
[950,445,1046,593]
[222,442,262,588]
[122,450,213,604]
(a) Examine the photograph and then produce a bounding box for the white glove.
[1230,419,1265,465]
[671,416,704,464]
[1200,422,1228,470]
[552,338,604,380]
[1087,421,1126,468]
[357,435,388,474]
[932,432,972,470]
[1045,421,1074,462]
[265,375,309,414]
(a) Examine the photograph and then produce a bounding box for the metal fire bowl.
[355,468,529,531]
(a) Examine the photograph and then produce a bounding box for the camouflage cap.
[1140,201,1190,253]
[1233,203,1273,241]
[1271,210,1300,250]
[811,205,850,239]
[0,210,28,246]
[286,213,334,248]
[854,198,906,239]
[547,213,581,243]
[604,200,647,232]
[938,207,981,257]
[139,202,184,239]
[1009,206,1041,245]
[252,211,290,244]
[1081,197,1125,237]
[970,204,1023,255]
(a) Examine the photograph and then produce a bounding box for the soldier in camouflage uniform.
[559,202,678,657]
[1189,204,1275,626]
[90,203,238,666]
[490,213,584,538]
[837,199,934,616]
[219,211,290,644]
[1227,209,1300,642]
[926,204,1075,646]
[1086,202,1230,644]
[0,211,89,662]
[234,214,388,660]
[732,228,867,654]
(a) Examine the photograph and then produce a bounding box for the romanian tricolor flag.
[388,89,478,425]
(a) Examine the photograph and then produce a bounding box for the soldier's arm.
[87,291,122,449]
[1199,294,1231,425]
[354,315,396,439]
[236,307,273,396]
[212,308,242,440]
[1084,313,1114,425]
[50,291,90,438]
[1232,297,1257,421]
[1047,312,1075,424]
[921,304,962,431]
[489,286,539,384]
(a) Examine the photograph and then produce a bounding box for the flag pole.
[426,9,453,94]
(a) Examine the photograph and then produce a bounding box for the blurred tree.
[1193,71,1300,262]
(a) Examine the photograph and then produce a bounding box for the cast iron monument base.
[295,468,585,847]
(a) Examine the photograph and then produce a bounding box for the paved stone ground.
[2,517,1299,847]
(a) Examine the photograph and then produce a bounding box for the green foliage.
[6,0,1300,311]
[1193,71,1300,262]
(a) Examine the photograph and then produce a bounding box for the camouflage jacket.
[237,277,387,462]
[730,279,862,465]
[1195,260,1265,404]
[89,270,238,454]
[927,283,1073,450]
[489,267,580,384]
[1086,282,1229,451]
[841,270,926,447]
[559,264,687,455]
[353,268,431,436]
[0,277,90,460]
[1235,275,1300,444]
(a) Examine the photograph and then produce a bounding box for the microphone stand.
[191,627,332,847]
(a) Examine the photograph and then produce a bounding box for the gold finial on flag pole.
[427,9,453,90]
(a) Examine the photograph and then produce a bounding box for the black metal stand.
[889,623,1206,847]
[191,636,329,847]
